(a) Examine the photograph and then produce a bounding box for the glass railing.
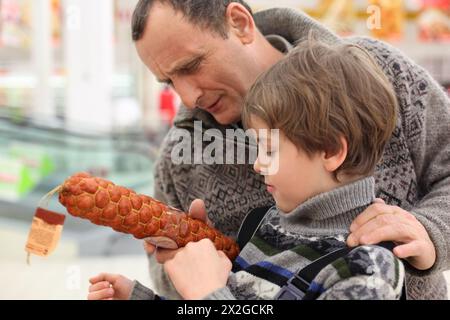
[0,110,163,231]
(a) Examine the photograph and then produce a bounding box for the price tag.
[25,207,65,264]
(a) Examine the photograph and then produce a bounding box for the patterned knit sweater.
[149,8,450,300]
[131,178,405,300]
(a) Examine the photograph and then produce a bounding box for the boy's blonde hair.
[242,39,398,178]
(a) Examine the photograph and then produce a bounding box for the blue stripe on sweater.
[308,281,326,294]
[257,261,294,279]
[235,256,294,279]
[235,256,250,269]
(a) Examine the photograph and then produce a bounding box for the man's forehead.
[145,43,207,79]
[144,2,210,51]
[139,2,224,74]
[140,23,210,76]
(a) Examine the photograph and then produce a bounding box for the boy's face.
[251,117,333,213]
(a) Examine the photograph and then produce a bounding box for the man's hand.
[87,273,134,300]
[347,199,436,270]
[143,199,213,264]
[164,239,232,300]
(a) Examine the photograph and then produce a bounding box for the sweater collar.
[265,34,293,53]
[280,177,375,222]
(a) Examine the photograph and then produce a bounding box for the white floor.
[1,219,449,300]
[0,255,153,300]
[0,218,155,300]
[2,257,449,300]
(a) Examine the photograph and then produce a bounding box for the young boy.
[88,39,405,300]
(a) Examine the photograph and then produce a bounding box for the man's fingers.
[155,247,181,264]
[348,209,420,246]
[358,224,414,245]
[89,281,111,293]
[395,240,436,270]
[348,213,397,246]
[350,203,396,232]
[393,241,421,259]
[87,288,114,300]
[373,198,385,204]
[189,199,207,220]
[188,199,213,227]
[143,241,156,254]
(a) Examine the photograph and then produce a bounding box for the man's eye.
[180,61,201,75]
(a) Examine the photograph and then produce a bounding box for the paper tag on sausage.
[25,207,66,261]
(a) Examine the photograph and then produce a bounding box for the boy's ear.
[322,136,348,173]
[225,3,255,44]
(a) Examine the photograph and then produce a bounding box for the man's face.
[135,3,258,125]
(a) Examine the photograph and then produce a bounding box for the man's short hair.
[242,38,398,178]
[132,0,253,41]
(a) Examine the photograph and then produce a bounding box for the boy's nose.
[253,157,261,174]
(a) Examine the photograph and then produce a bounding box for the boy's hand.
[347,198,436,271]
[143,199,213,264]
[88,273,134,300]
[164,239,232,300]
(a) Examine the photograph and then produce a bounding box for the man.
[132,0,449,299]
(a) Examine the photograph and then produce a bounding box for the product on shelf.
[0,143,54,201]
[56,172,239,260]
[418,0,450,41]
[0,0,32,48]
[51,0,62,47]
[369,0,405,40]
[320,0,356,35]
[0,155,35,201]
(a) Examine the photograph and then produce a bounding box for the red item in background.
[159,86,177,126]
[422,0,449,9]
[419,0,450,41]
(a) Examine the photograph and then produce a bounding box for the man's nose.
[173,78,202,109]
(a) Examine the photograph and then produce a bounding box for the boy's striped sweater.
[131,177,405,300]
[204,177,404,300]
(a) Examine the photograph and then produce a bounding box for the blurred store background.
[0,0,449,299]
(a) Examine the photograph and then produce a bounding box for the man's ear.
[322,136,348,173]
[225,3,255,44]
